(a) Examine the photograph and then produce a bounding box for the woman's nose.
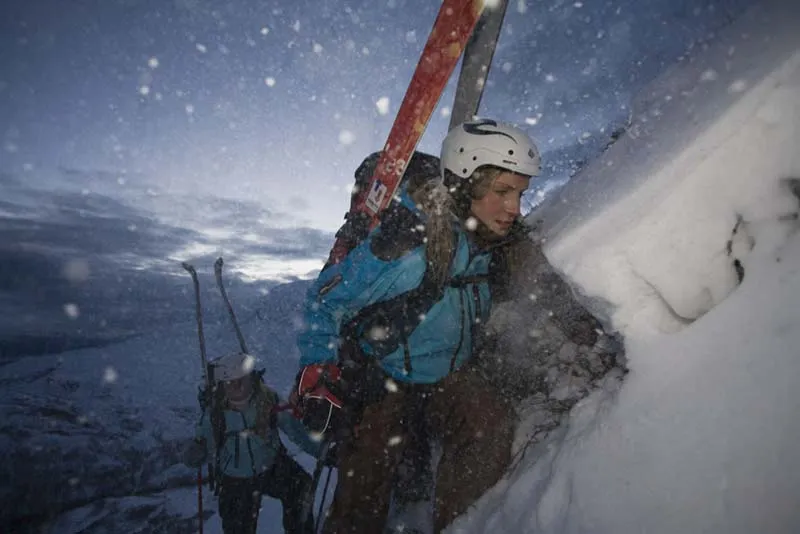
[505,196,521,216]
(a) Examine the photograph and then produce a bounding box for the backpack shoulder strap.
[370,202,426,261]
[252,373,279,437]
[341,227,459,372]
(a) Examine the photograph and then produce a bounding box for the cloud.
[0,169,334,354]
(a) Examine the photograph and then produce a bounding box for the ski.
[182,262,210,380]
[448,0,509,130]
[214,257,249,354]
[181,261,211,531]
[326,0,485,266]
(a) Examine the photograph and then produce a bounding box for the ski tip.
[181,261,195,272]
[215,256,224,268]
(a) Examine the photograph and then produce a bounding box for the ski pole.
[315,464,334,534]
[214,257,249,354]
[182,262,211,534]
[301,437,333,533]
[197,468,204,534]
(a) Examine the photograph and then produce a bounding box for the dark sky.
[0,0,755,354]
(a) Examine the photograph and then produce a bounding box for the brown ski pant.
[323,366,514,534]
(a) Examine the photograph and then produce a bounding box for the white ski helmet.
[209,351,258,381]
[441,118,541,179]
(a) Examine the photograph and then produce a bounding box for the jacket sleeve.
[296,235,427,365]
[276,410,322,458]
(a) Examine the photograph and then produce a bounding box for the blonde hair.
[410,167,501,283]
[468,166,505,200]
[410,180,454,285]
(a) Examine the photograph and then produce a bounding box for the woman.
[295,118,541,534]
[183,351,319,534]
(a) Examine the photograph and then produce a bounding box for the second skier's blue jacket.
[297,187,492,384]
[196,393,319,479]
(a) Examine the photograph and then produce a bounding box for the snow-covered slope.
[455,1,800,532]
[0,274,312,532]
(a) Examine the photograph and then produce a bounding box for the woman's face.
[470,171,531,236]
[223,374,253,404]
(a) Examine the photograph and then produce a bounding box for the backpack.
[324,153,490,397]
[325,150,441,270]
[332,152,459,370]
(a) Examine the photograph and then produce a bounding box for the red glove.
[292,364,345,435]
[295,363,344,404]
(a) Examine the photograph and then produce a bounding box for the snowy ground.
[452,1,800,532]
[0,276,316,533]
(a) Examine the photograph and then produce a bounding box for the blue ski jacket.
[297,186,493,384]
[196,396,318,479]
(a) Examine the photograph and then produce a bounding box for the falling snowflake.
[138,85,150,96]
[64,303,80,319]
[313,42,323,54]
[264,77,276,87]
[375,96,390,115]
[103,366,118,384]
[728,79,747,93]
[148,57,159,69]
[196,43,207,53]
[388,435,403,447]
[465,216,478,231]
[63,259,90,283]
[260,27,270,36]
[700,69,718,82]
[338,129,356,146]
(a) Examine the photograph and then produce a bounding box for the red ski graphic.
[326,0,484,266]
